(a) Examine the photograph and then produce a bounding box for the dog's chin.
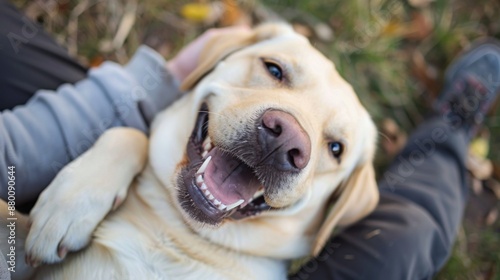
[176,104,272,226]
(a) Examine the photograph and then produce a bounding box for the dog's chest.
[92,168,287,280]
[97,208,286,280]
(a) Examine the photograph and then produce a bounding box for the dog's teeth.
[204,190,210,196]
[208,194,215,200]
[201,151,208,158]
[200,183,207,190]
[226,199,244,211]
[218,204,226,211]
[252,189,265,199]
[196,175,204,185]
[197,156,212,174]
[214,199,221,206]
[203,136,212,148]
[203,141,212,152]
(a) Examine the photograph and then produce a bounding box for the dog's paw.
[25,128,147,266]
[25,164,129,266]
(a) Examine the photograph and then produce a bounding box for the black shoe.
[434,38,500,139]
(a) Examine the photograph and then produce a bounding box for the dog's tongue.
[203,147,261,206]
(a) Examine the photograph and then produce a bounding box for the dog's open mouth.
[179,104,272,225]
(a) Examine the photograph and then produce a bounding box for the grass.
[11,0,500,278]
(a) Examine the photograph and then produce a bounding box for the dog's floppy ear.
[180,23,294,91]
[312,162,379,256]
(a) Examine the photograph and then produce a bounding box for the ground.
[10,0,500,278]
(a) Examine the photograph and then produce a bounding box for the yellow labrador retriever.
[1,23,378,279]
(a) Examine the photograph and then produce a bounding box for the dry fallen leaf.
[408,0,435,9]
[380,118,407,157]
[89,55,104,68]
[466,132,493,181]
[485,262,497,280]
[220,0,250,26]
[181,3,212,23]
[293,23,313,38]
[485,208,498,226]
[493,162,500,181]
[314,23,334,42]
[382,19,402,37]
[405,11,433,41]
[470,136,490,159]
[485,179,500,200]
[467,154,493,181]
[472,178,483,195]
[383,11,434,41]
[411,50,440,100]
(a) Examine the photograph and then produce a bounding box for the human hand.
[166,25,251,83]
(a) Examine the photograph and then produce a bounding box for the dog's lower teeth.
[197,156,211,174]
[252,189,265,200]
[203,141,212,152]
[196,175,204,185]
[202,136,212,147]
[193,137,247,213]
[226,199,244,211]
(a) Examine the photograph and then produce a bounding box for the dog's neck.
[113,165,289,279]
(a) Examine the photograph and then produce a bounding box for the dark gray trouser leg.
[0,0,87,111]
[292,117,469,280]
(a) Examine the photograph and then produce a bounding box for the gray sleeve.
[0,46,182,205]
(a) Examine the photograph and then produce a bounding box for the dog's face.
[150,24,378,258]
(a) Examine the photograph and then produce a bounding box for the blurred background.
[10,0,500,278]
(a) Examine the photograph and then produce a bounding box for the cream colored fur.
[0,23,379,280]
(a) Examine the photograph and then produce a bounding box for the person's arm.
[0,46,180,205]
[0,26,250,207]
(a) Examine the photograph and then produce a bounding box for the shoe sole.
[445,38,500,85]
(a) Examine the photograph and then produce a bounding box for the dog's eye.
[264,62,283,81]
[329,142,343,159]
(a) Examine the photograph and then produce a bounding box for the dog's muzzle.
[177,103,311,225]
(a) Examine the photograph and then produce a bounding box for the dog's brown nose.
[258,110,311,171]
